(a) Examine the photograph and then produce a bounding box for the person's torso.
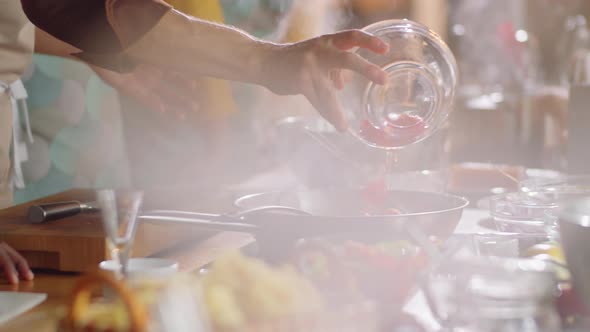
[0,0,35,208]
[0,0,34,83]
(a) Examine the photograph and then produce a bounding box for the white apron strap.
[0,79,33,190]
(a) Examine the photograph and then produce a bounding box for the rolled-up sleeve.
[21,0,171,71]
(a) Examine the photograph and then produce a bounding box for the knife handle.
[28,201,83,223]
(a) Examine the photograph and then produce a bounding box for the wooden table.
[0,189,255,332]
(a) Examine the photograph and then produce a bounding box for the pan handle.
[140,210,258,233]
[140,206,311,234]
[143,210,235,221]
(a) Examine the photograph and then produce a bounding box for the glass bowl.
[520,174,590,194]
[518,175,590,239]
[489,192,560,234]
[489,190,590,236]
[342,19,458,149]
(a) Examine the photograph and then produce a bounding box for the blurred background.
[14,0,590,203]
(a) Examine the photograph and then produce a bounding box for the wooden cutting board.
[0,189,237,272]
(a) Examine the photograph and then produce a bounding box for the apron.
[0,0,35,208]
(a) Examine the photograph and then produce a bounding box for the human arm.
[33,28,199,116]
[21,1,387,131]
[34,27,79,59]
[124,12,388,130]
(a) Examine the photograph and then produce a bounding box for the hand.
[92,64,201,119]
[260,30,389,131]
[0,243,33,284]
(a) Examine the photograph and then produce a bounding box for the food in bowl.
[201,252,324,330]
[293,238,428,323]
[358,114,427,148]
[62,252,378,332]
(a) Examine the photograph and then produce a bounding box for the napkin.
[0,292,46,325]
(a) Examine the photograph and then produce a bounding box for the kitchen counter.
[0,230,253,332]
[0,188,255,331]
[0,184,493,331]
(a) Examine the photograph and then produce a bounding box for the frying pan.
[233,190,467,238]
[29,190,469,261]
[143,190,469,261]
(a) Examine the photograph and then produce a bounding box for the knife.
[27,201,99,224]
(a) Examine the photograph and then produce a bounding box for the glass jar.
[342,19,458,150]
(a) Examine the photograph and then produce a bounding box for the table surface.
[0,231,254,332]
[0,184,490,332]
[0,187,259,332]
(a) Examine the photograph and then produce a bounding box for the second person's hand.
[0,242,33,285]
[92,64,201,119]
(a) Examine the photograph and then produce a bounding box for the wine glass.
[97,189,143,279]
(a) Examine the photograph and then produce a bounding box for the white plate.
[0,292,46,326]
[99,258,179,280]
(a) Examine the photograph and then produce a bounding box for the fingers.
[2,244,34,281]
[328,30,389,54]
[314,76,347,132]
[0,246,18,285]
[335,52,387,85]
[315,31,388,85]
[330,70,345,90]
[304,55,348,132]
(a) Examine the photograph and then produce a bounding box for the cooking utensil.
[31,190,468,241]
[27,201,99,223]
[145,190,467,262]
[559,197,590,309]
[140,206,307,233]
[26,190,468,262]
[233,190,467,238]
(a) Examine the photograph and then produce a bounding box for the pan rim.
[234,189,469,219]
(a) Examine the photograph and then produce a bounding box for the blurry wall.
[446,0,590,169]
[16,55,130,203]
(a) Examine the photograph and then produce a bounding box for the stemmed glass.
[97,189,143,279]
